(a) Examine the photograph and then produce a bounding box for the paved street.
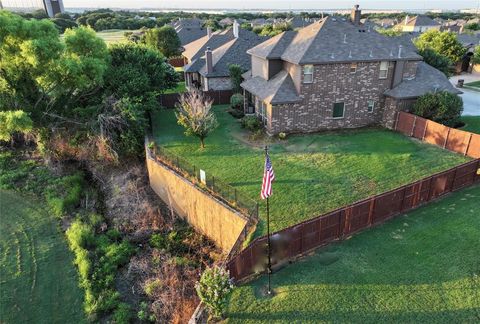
[450,73,480,116]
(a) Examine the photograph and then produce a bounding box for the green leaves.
[0,110,33,141]
[195,265,234,319]
[143,25,181,58]
[414,30,467,63]
[413,91,463,127]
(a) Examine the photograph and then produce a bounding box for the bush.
[241,116,262,132]
[144,279,163,296]
[278,132,287,140]
[112,302,132,324]
[228,109,245,119]
[67,220,96,251]
[230,93,244,109]
[195,266,233,319]
[412,91,463,127]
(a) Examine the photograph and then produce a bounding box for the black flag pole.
[265,145,272,295]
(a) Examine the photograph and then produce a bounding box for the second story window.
[303,65,314,83]
[350,63,357,73]
[379,61,389,79]
[367,100,375,112]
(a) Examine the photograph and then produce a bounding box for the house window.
[367,100,375,112]
[350,63,357,73]
[303,65,314,83]
[333,102,345,118]
[379,61,389,79]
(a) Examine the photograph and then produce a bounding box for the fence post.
[422,120,428,141]
[411,116,417,137]
[367,197,376,226]
[443,127,450,149]
[394,111,400,131]
[464,133,472,156]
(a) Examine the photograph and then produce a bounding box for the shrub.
[230,93,244,109]
[144,279,163,296]
[278,132,287,140]
[228,109,245,119]
[112,302,132,324]
[88,213,104,227]
[66,220,96,251]
[195,266,233,319]
[228,64,244,93]
[412,91,463,127]
[241,116,262,132]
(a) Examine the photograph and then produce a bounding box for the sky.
[60,0,479,10]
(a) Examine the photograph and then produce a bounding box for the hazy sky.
[60,0,479,10]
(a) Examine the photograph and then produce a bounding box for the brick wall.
[268,61,396,134]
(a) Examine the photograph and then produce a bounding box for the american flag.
[261,152,275,200]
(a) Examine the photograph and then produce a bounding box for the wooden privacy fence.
[168,57,185,67]
[159,89,234,108]
[227,159,480,282]
[395,111,480,158]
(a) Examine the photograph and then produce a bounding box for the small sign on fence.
[200,169,206,185]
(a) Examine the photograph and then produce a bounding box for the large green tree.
[414,30,467,63]
[143,25,181,58]
[417,48,452,76]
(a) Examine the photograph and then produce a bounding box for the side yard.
[225,184,480,323]
[461,116,480,134]
[152,106,470,237]
[0,190,85,323]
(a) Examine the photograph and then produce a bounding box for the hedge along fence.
[395,111,480,159]
[159,89,234,108]
[226,158,480,282]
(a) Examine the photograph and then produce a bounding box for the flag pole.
[265,145,272,295]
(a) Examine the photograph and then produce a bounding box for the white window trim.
[303,64,314,84]
[332,102,345,119]
[367,100,375,113]
[379,61,389,79]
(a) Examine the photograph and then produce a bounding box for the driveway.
[449,73,480,116]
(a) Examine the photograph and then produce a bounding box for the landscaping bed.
[225,184,480,323]
[152,106,470,237]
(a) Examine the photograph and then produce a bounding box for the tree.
[472,46,480,65]
[414,30,467,63]
[195,266,233,319]
[106,43,177,98]
[51,18,78,33]
[464,23,480,31]
[412,91,463,127]
[143,26,181,58]
[418,48,452,76]
[228,64,244,94]
[175,89,218,148]
[203,19,221,31]
[0,110,33,143]
[375,28,402,37]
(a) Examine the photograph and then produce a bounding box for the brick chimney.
[205,47,213,74]
[233,19,239,38]
[207,27,212,39]
[351,4,361,25]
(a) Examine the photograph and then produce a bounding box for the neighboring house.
[183,21,268,91]
[395,15,441,33]
[250,18,267,27]
[219,17,234,27]
[171,18,207,46]
[286,16,315,29]
[241,5,460,135]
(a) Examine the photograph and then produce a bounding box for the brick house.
[182,21,268,91]
[395,15,441,33]
[241,5,461,135]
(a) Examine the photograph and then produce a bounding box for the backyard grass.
[95,29,136,44]
[0,191,85,323]
[152,106,470,237]
[464,80,480,90]
[225,184,480,323]
[461,116,480,134]
[164,81,187,94]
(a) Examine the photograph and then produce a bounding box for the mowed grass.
[0,191,84,323]
[95,29,136,44]
[464,80,480,89]
[164,81,187,94]
[226,184,480,323]
[152,106,470,237]
[461,116,480,134]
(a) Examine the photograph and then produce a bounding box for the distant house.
[241,5,460,135]
[395,15,441,33]
[250,18,267,27]
[219,17,234,27]
[182,21,268,91]
[286,16,314,29]
[171,18,207,46]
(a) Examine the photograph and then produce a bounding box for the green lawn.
[226,184,480,323]
[461,116,480,134]
[0,191,85,323]
[152,106,469,237]
[95,29,136,44]
[464,80,480,89]
[164,81,186,94]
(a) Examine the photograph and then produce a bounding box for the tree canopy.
[143,25,181,58]
[414,30,467,63]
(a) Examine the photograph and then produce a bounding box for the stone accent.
[268,61,396,134]
[206,77,232,90]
